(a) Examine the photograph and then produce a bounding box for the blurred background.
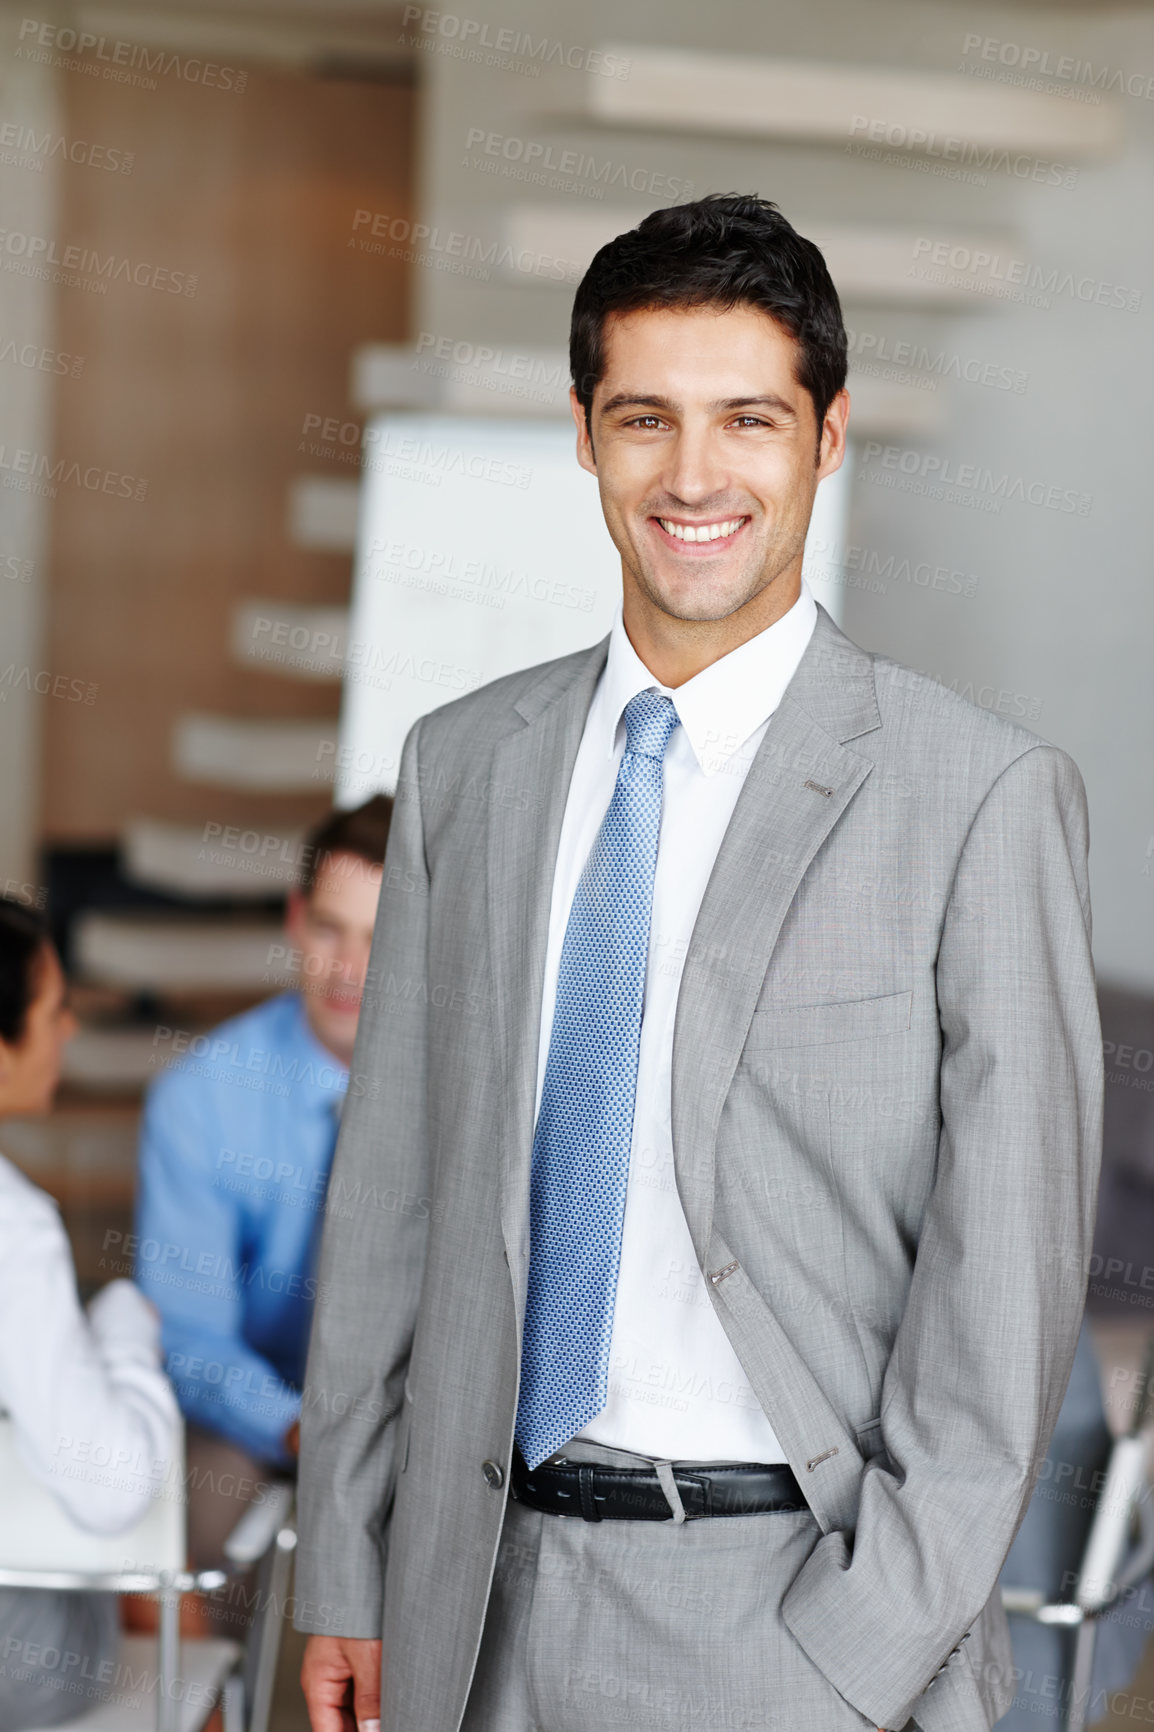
[0,0,1152,1725]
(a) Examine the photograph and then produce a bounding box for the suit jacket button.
[482,1459,504,1489]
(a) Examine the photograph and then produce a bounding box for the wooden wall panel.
[43,65,413,839]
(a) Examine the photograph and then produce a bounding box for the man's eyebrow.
[597,391,799,418]
[599,393,676,416]
[712,394,798,417]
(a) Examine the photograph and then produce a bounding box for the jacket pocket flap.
[746,990,912,1050]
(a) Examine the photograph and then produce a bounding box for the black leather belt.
[510,1446,807,1522]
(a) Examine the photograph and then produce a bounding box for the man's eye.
[627,415,665,430]
[731,416,770,428]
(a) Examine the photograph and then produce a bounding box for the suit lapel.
[671,606,883,1257]
[487,640,609,1303]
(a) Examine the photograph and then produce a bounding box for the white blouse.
[0,1150,177,1533]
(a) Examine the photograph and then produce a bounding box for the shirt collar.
[598,579,818,777]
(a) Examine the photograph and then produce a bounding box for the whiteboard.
[336,413,849,801]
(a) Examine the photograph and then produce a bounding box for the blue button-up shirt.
[135,993,346,1463]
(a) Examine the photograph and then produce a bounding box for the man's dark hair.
[0,896,51,1044]
[570,194,847,451]
[300,794,393,898]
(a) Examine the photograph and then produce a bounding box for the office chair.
[0,1418,295,1732]
[1002,1333,1154,1732]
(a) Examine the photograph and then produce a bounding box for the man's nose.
[661,429,729,506]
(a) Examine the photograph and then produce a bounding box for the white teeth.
[658,517,745,543]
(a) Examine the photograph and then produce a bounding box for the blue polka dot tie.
[515,689,681,1470]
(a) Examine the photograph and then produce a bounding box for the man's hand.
[283,1418,301,1458]
[301,1634,382,1732]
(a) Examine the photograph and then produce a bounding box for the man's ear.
[816,387,850,481]
[570,386,597,476]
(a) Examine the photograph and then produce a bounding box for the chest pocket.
[744,989,912,1051]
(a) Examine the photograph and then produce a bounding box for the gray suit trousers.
[462,1439,908,1732]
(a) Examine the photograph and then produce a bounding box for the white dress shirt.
[533,579,818,1463]
[0,1150,178,1532]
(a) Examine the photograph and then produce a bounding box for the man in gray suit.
[295,195,1102,1732]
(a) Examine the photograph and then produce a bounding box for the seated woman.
[0,897,178,1730]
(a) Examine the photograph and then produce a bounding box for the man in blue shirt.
[135,795,391,1575]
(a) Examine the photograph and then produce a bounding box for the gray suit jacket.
[295,606,1102,1732]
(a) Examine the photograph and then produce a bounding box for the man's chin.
[639,570,765,625]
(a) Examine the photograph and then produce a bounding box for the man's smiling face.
[572,302,848,633]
